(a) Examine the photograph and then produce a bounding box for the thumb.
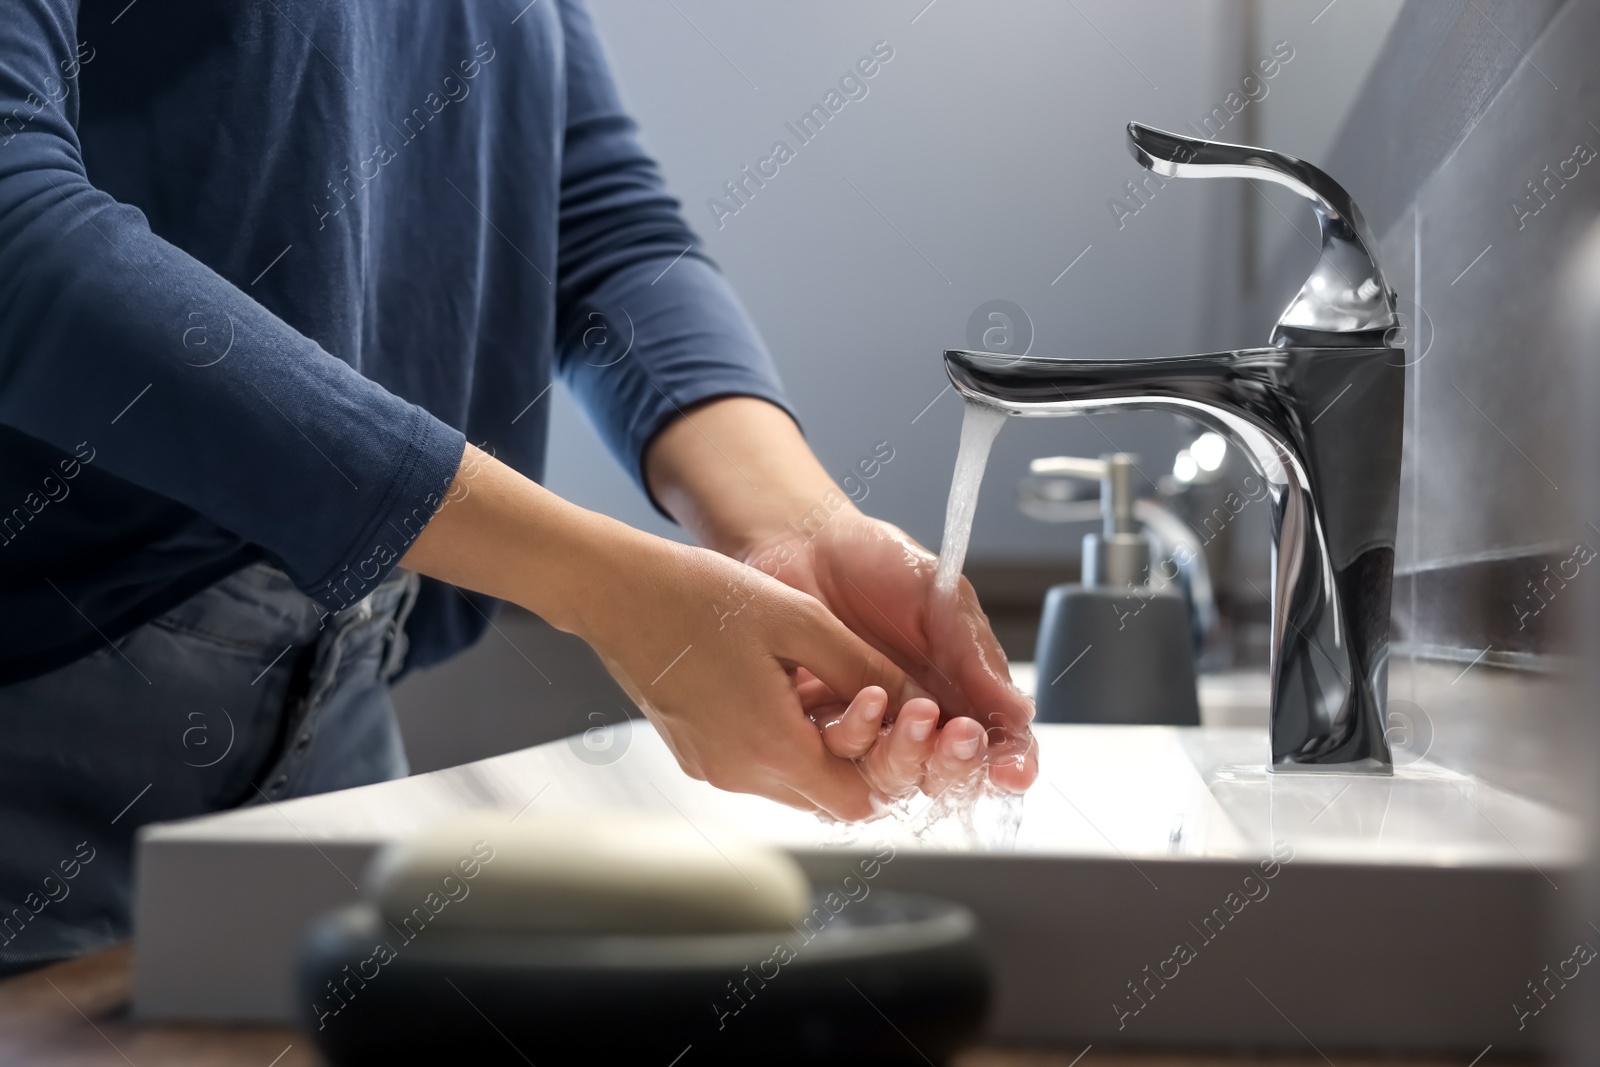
[958,649,1034,733]
[774,723,880,821]
[781,599,916,711]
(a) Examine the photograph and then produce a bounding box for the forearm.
[399,410,847,627]
[398,442,663,637]
[397,438,910,820]
[643,397,858,558]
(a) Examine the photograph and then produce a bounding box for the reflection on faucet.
[948,123,1405,773]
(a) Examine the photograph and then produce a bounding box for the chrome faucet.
[947,123,1404,773]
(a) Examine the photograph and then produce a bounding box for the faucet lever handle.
[1126,122,1397,347]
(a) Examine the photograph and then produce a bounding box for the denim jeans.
[0,560,419,975]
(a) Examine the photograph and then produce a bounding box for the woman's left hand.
[742,509,1037,795]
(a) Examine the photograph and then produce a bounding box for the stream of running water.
[831,397,1029,849]
[933,399,1008,596]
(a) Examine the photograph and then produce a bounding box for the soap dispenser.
[1032,453,1200,725]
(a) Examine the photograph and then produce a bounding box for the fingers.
[695,708,876,822]
[782,602,914,711]
[805,686,1025,805]
[982,709,1040,793]
[636,655,871,820]
[931,576,1033,720]
[921,715,989,795]
[748,655,881,822]
[928,578,1040,793]
[808,683,989,804]
[961,668,1038,794]
[853,705,992,800]
[775,726,879,822]
[819,686,888,760]
[794,670,840,715]
[768,782,821,813]
[857,697,940,798]
[759,583,1030,813]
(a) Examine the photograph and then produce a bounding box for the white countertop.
[144,720,1581,868]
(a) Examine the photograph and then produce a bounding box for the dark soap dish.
[299,890,989,1066]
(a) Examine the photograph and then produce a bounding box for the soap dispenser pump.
[1032,453,1200,726]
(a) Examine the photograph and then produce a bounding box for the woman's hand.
[805,686,994,799]
[747,511,1037,794]
[400,443,911,821]
[573,535,917,820]
[644,397,1038,799]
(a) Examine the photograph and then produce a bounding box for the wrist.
[644,396,858,558]
[399,443,668,641]
[721,478,861,556]
[515,502,668,641]
[733,491,861,565]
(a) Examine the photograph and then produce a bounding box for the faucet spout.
[944,122,1406,771]
[947,347,1404,772]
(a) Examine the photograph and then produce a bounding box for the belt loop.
[381,571,422,679]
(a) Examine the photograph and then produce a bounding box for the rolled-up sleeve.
[0,0,466,613]
[553,0,793,502]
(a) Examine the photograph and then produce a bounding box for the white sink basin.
[132,722,1583,1053]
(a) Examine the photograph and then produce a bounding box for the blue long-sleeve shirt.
[0,0,791,683]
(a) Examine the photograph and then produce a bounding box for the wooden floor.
[0,945,1536,1066]
[0,946,308,1067]
[956,1054,1520,1067]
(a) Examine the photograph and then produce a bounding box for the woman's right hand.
[570,535,917,820]
[399,443,914,821]
[802,683,993,800]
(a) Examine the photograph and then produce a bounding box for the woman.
[0,0,1036,973]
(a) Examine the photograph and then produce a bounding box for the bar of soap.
[365,810,811,935]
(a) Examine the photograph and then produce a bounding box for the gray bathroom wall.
[545,0,1401,562]
[1308,11,1600,1059]
[1245,0,1595,811]
[1570,217,1600,1067]
[393,0,1408,773]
